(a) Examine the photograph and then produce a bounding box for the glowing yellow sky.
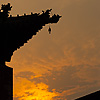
[0,0,100,100]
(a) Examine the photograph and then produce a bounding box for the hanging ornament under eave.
[48,26,51,34]
[48,10,53,34]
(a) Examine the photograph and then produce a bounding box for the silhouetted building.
[0,3,61,100]
[0,65,13,100]
[0,3,61,65]
[75,90,100,100]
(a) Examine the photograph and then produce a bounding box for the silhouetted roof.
[75,90,100,100]
[0,3,61,65]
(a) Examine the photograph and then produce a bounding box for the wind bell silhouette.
[48,26,51,34]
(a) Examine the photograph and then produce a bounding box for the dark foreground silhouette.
[75,90,100,100]
[0,65,13,100]
[0,3,61,66]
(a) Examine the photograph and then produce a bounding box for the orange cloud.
[14,77,59,100]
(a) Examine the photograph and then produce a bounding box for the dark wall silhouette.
[0,65,13,100]
[0,3,61,65]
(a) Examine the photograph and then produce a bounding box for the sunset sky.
[0,0,100,100]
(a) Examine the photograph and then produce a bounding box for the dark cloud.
[16,71,35,80]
